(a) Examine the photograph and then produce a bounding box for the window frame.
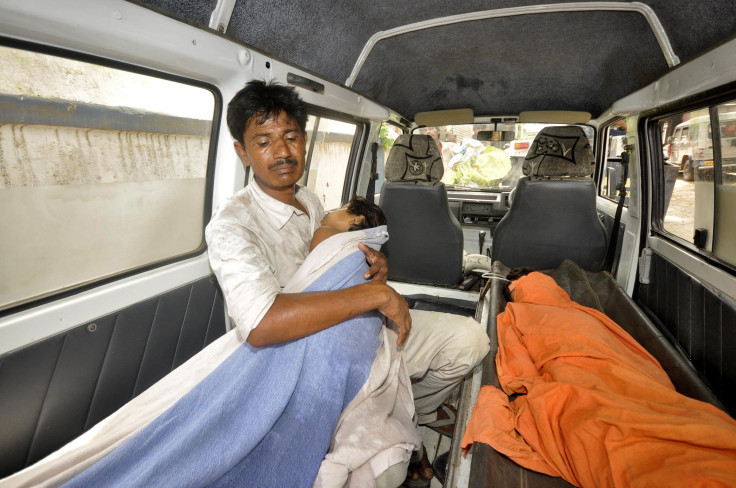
[301,104,368,206]
[644,82,736,275]
[0,38,223,317]
[596,117,629,206]
[373,121,408,196]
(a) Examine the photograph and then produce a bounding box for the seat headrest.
[385,134,444,184]
[523,126,594,178]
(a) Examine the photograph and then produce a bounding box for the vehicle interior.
[1,0,736,486]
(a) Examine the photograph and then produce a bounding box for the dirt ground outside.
[663,176,695,241]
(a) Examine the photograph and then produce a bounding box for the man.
[420,126,443,154]
[206,80,489,486]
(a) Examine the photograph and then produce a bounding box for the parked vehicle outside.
[668,109,736,181]
[668,112,709,181]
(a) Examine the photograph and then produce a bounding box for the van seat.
[491,126,607,271]
[380,134,464,286]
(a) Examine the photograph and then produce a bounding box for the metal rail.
[346,2,679,87]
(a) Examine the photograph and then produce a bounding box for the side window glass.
[301,115,358,209]
[600,120,628,205]
[0,45,215,311]
[714,101,736,265]
[657,108,713,249]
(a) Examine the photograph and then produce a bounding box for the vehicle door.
[638,95,736,416]
[596,117,642,291]
[0,40,226,477]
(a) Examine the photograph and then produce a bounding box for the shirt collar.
[248,179,308,230]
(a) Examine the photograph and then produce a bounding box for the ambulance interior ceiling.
[138,0,736,120]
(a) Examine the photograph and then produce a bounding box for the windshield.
[416,123,595,191]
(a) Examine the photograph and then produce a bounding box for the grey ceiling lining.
[219,0,736,81]
[352,11,667,119]
[139,0,216,28]
[227,0,364,83]
[134,0,736,118]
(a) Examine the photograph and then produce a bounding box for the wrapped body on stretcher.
[462,269,736,488]
[0,226,419,488]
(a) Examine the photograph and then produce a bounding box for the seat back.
[379,134,464,286]
[491,126,607,271]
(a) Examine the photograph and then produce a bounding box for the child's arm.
[309,226,343,251]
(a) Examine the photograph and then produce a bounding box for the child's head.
[321,195,387,232]
[503,267,536,302]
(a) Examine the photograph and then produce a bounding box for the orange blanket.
[461,272,736,487]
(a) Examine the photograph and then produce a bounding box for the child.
[309,195,387,251]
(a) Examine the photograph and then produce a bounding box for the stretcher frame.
[446,259,724,488]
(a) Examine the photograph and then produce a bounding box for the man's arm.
[247,281,411,347]
[207,218,408,348]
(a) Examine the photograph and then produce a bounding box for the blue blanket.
[62,230,387,488]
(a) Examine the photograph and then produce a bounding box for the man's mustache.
[268,158,298,170]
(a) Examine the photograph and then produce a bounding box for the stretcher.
[447,259,726,488]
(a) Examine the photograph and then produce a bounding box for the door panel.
[0,276,226,477]
[596,116,642,293]
[637,251,736,415]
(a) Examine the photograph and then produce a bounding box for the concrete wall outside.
[0,123,209,310]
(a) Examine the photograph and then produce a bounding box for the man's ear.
[352,215,366,226]
[234,141,251,167]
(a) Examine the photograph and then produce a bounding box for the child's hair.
[502,267,536,301]
[346,196,387,231]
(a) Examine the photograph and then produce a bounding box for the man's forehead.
[245,111,298,131]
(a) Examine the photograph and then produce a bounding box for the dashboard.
[448,190,512,256]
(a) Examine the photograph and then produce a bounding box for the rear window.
[0,44,217,311]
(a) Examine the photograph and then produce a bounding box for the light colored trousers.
[374,308,490,487]
[402,308,490,415]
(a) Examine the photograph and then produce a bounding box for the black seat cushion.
[379,134,464,286]
[380,183,464,285]
[492,125,607,271]
[491,177,607,271]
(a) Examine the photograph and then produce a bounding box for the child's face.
[321,204,364,231]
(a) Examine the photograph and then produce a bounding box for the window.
[398,123,595,191]
[600,119,629,205]
[714,102,736,264]
[300,115,359,210]
[0,45,216,311]
[373,122,403,196]
[656,100,736,266]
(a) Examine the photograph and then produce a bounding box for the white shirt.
[205,180,325,337]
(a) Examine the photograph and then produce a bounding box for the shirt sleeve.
[205,220,280,339]
[297,185,326,228]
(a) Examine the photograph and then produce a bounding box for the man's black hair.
[227,80,308,144]
[346,196,387,231]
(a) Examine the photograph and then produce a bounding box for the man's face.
[234,111,307,192]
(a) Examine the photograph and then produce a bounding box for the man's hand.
[359,243,389,282]
[365,281,411,346]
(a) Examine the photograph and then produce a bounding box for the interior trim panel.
[636,251,736,415]
[0,276,227,477]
